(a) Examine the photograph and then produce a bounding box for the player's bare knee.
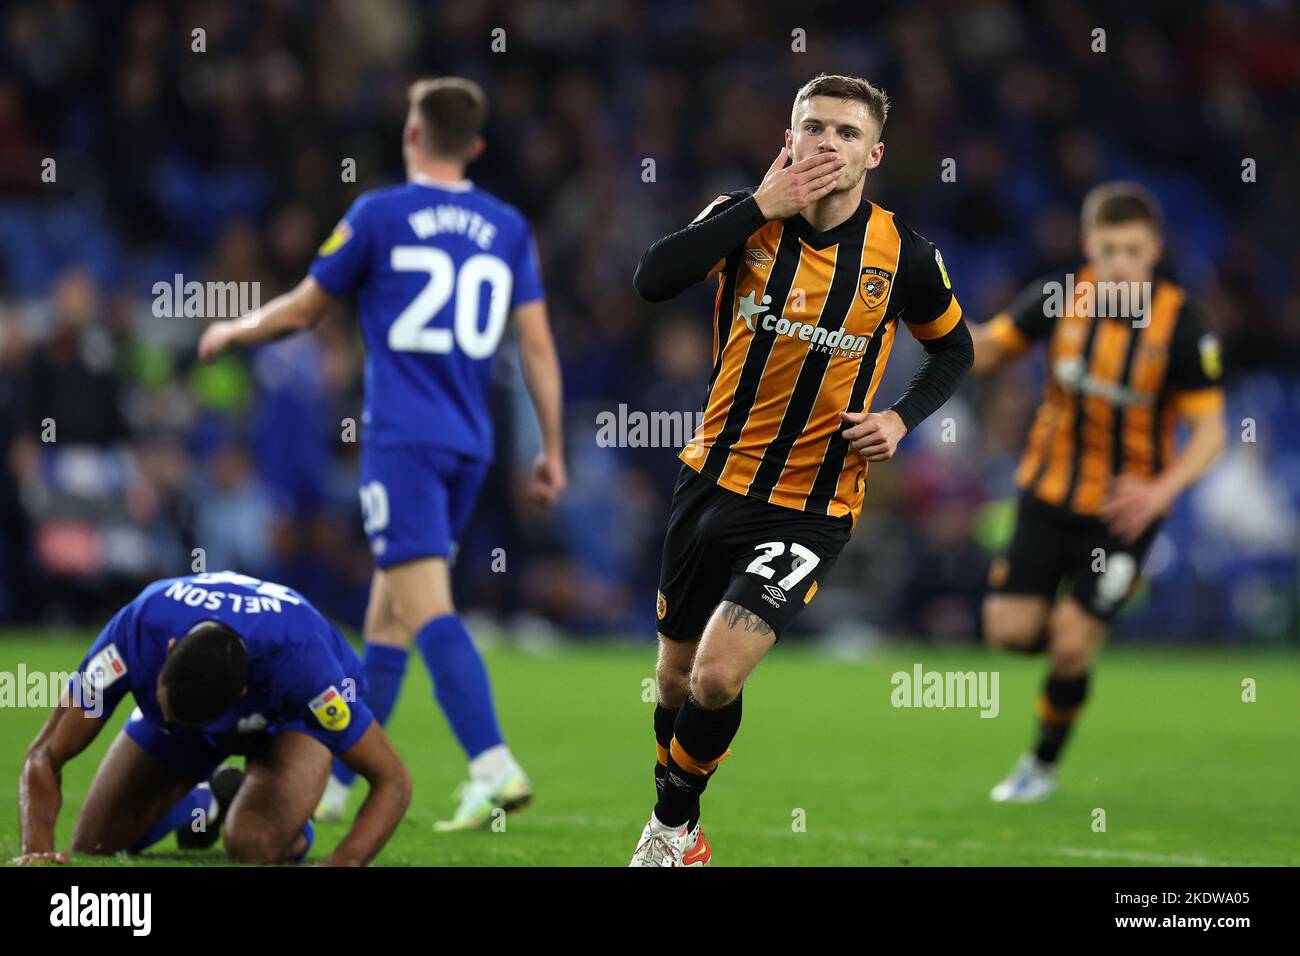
[982,607,1018,649]
[656,661,690,709]
[69,828,116,856]
[395,599,456,637]
[1050,600,1101,638]
[1050,649,1091,677]
[365,616,410,648]
[384,559,456,634]
[69,801,134,855]
[655,634,696,708]
[689,663,741,710]
[1049,604,1102,674]
[223,820,284,865]
[370,599,445,644]
[981,598,1012,645]
[395,765,415,813]
[982,599,1042,652]
[1048,625,1097,673]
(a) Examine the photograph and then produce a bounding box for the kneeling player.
[14,572,412,866]
[971,183,1227,801]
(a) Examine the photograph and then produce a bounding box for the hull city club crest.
[859,267,892,308]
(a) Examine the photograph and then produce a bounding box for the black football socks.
[1034,671,1089,765]
[653,702,677,796]
[654,691,742,830]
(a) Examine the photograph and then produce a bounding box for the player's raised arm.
[323,722,413,867]
[197,275,335,364]
[632,191,761,302]
[513,299,567,507]
[633,150,842,302]
[14,702,107,864]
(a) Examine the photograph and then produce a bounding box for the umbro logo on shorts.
[762,584,786,606]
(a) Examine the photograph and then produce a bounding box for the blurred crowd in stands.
[0,0,1297,641]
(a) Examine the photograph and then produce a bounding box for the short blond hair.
[792,74,890,138]
[408,77,488,158]
[1081,181,1164,233]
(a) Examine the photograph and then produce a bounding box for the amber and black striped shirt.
[985,267,1225,516]
[636,189,966,524]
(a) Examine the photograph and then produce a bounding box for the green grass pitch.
[1,632,1296,866]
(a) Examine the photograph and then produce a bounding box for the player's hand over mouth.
[754,148,846,220]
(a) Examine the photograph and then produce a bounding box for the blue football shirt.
[308,179,544,460]
[71,572,373,756]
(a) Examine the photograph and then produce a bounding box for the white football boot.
[990,753,1057,803]
[314,774,352,822]
[434,770,533,832]
[628,814,711,867]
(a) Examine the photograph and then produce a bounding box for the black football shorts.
[656,465,852,641]
[989,491,1160,621]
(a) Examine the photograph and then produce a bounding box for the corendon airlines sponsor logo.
[1053,355,1153,406]
[734,289,871,358]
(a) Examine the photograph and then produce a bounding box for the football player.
[198,78,565,830]
[14,572,410,866]
[628,74,972,865]
[971,182,1227,801]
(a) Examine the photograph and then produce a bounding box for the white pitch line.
[530,814,1281,867]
